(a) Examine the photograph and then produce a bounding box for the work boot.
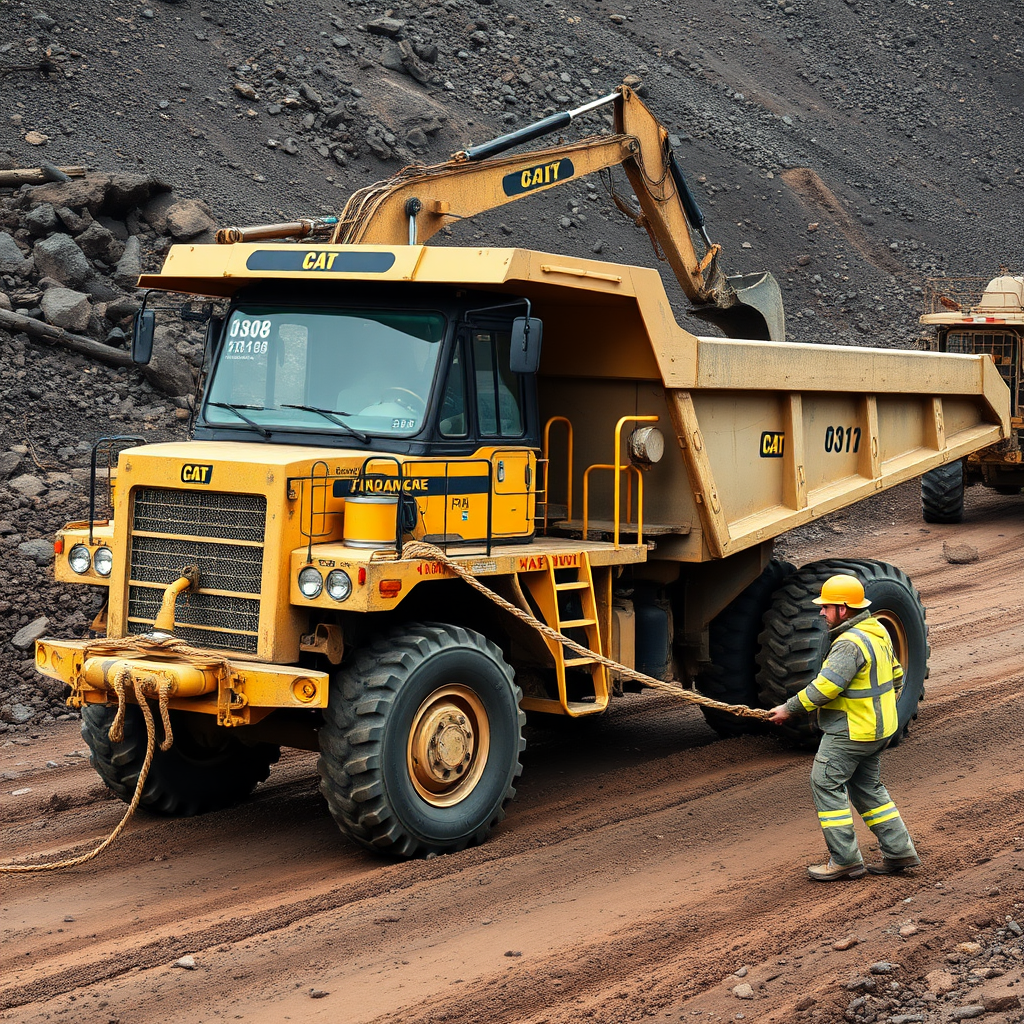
[807,857,867,882]
[866,854,922,875]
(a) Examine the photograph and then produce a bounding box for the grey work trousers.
[809,732,918,867]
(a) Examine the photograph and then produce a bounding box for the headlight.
[326,569,352,602]
[68,544,91,574]
[298,566,323,598]
[93,546,113,577]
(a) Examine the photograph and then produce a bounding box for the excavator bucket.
[690,271,786,343]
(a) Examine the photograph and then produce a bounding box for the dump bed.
[140,242,1011,562]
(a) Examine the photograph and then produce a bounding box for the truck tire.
[318,622,526,858]
[81,704,280,815]
[694,558,795,737]
[755,559,929,750]
[921,461,964,523]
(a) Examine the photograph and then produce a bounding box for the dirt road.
[3,484,1023,1023]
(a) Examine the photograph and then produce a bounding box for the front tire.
[81,705,280,815]
[921,461,964,523]
[694,558,795,737]
[755,559,929,749]
[318,622,526,858]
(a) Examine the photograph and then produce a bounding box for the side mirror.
[131,310,156,365]
[510,316,543,374]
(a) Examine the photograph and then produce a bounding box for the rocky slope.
[0,0,1022,725]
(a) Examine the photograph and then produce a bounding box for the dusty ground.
[2,482,1022,1023]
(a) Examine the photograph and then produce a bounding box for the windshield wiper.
[280,404,371,443]
[206,402,272,438]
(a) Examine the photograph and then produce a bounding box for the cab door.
[470,325,536,540]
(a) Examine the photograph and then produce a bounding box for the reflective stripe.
[862,801,896,818]
[820,666,849,687]
[818,808,854,824]
[820,815,855,828]
[833,680,894,698]
[864,808,900,826]
[862,801,900,827]
[804,679,843,705]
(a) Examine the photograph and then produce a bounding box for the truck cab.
[197,284,540,464]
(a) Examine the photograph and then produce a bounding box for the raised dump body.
[34,241,1010,858]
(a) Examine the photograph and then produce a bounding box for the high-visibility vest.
[798,618,903,741]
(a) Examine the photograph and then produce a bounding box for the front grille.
[133,488,266,541]
[127,488,267,653]
[947,330,1022,416]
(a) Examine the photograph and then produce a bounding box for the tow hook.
[153,565,200,632]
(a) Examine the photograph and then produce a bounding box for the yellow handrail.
[542,415,573,535]
[582,464,641,548]
[581,415,658,548]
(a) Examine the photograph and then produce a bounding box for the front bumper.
[35,636,328,727]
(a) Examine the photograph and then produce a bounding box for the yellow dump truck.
[35,88,1010,857]
[919,272,1024,521]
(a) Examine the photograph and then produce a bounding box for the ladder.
[519,552,609,716]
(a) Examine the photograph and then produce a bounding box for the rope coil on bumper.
[1,634,225,874]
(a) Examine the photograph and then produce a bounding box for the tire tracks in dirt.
[3,487,1023,1023]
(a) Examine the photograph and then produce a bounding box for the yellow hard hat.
[812,574,871,608]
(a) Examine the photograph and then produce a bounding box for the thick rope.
[401,542,771,721]
[0,666,158,873]
[1,552,771,873]
[0,635,200,873]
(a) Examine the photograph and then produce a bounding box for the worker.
[767,574,921,882]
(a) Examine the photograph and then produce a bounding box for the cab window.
[473,328,523,437]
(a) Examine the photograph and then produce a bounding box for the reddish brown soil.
[2,483,1023,1023]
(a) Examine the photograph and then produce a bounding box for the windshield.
[203,306,447,438]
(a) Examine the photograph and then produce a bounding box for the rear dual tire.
[921,461,964,523]
[694,559,795,737]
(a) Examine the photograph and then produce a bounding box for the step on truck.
[35,87,1011,857]
[918,272,1024,522]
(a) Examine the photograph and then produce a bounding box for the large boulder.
[11,616,50,650]
[26,172,171,217]
[17,538,55,567]
[24,204,59,237]
[0,231,30,273]
[40,286,92,331]
[26,175,109,215]
[113,235,142,290]
[165,199,217,241]
[103,173,172,216]
[75,221,125,264]
[33,233,91,287]
[0,452,22,478]
[9,474,47,498]
[141,324,196,397]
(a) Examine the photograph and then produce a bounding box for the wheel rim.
[407,685,490,807]
[874,610,910,677]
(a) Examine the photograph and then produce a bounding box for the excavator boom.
[221,86,785,342]
[338,86,783,342]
